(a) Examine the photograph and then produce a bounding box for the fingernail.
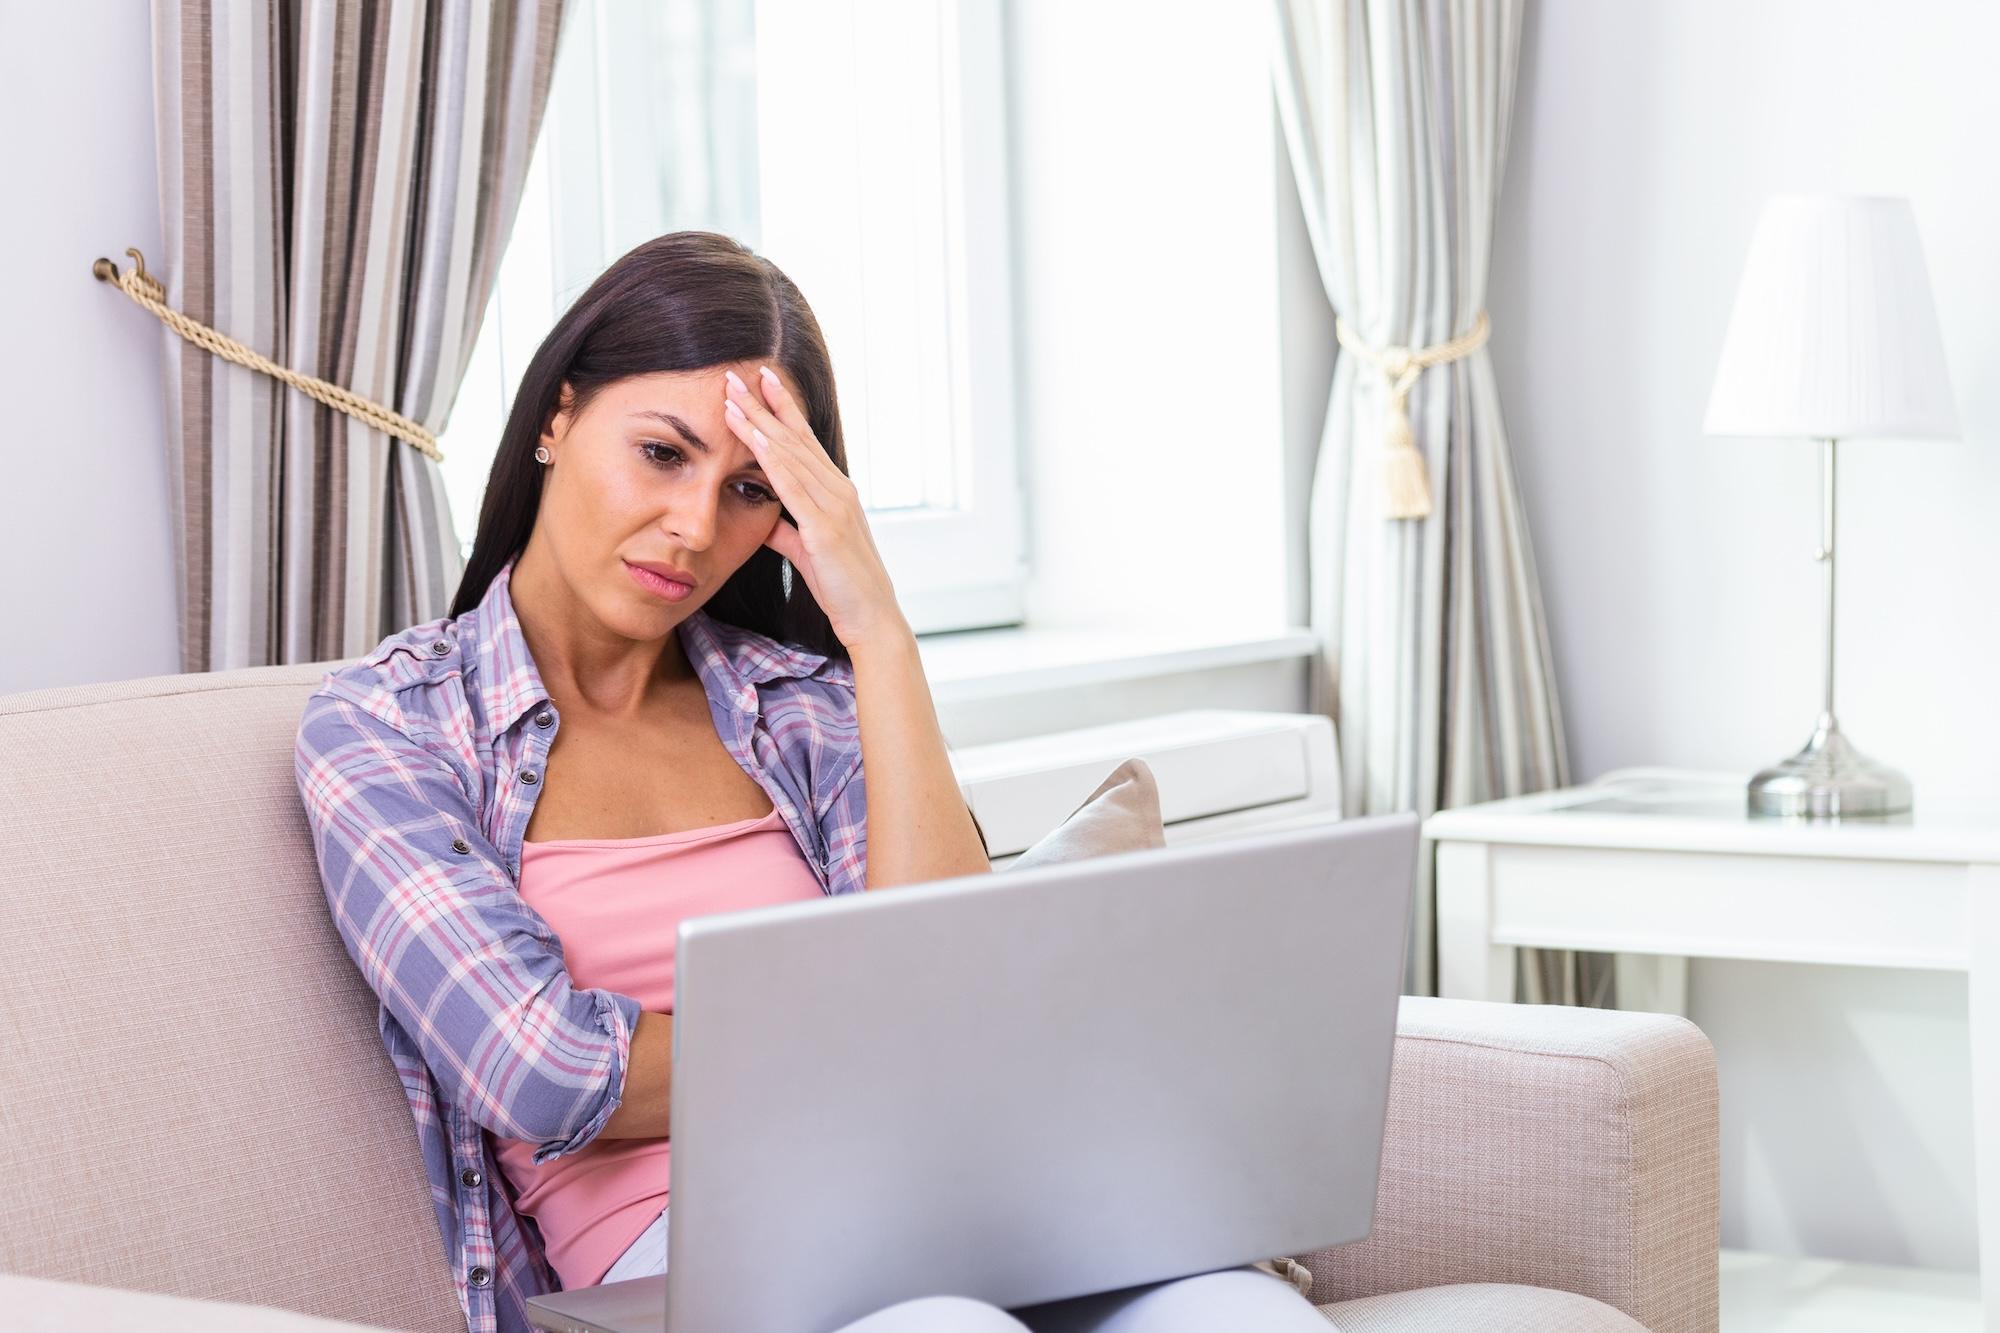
[726,369,747,392]
[749,428,768,447]
[725,399,745,420]
[760,365,779,387]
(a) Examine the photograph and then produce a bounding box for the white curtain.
[1273,0,1605,1004]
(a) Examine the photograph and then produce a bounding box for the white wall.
[0,4,181,694]
[1487,0,1999,1270]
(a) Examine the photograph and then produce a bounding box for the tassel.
[1334,311,1489,524]
[1379,400,1433,520]
[1251,1255,1315,1295]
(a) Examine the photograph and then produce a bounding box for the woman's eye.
[640,442,776,505]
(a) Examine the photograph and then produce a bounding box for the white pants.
[598,1202,674,1286]
[597,1205,1332,1332]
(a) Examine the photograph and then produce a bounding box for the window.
[440,0,1025,635]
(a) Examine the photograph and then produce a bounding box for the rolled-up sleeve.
[294,688,643,1164]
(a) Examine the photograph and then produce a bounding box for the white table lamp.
[1703,193,1959,818]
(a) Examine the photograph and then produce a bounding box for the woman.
[294,231,1330,1333]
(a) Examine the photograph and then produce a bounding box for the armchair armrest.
[1290,996,1719,1333]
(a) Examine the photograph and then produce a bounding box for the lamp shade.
[1703,194,1959,440]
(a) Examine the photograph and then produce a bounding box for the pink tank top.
[492,804,824,1290]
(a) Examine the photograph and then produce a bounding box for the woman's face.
[531,365,796,639]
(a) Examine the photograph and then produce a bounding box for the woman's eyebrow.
[629,408,767,473]
[629,409,714,455]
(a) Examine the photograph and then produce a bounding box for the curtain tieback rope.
[1334,309,1490,521]
[91,247,444,464]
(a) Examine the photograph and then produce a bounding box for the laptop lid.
[664,811,1417,1332]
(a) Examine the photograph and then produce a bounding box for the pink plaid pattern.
[294,555,865,1333]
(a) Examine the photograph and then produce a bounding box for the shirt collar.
[467,555,850,732]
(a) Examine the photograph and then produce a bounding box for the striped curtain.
[1273,0,1610,1005]
[150,1,566,671]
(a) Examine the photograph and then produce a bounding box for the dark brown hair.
[448,229,847,666]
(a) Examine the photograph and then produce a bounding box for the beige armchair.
[0,664,1717,1331]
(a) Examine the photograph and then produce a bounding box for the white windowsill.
[910,621,1320,704]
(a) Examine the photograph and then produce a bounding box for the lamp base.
[1747,714,1912,818]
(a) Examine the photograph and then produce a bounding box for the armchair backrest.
[0,664,464,1332]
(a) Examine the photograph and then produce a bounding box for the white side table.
[1425,767,2000,1331]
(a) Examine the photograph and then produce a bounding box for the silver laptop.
[527,811,1417,1333]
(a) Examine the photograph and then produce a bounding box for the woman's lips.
[624,560,695,602]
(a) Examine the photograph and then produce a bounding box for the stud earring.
[534,445,552,465]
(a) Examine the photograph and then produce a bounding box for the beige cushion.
[1318,1281,1649,1331]
[0,1271,397,1332]
[1001,757,1167,869]
[0,664,464,1332]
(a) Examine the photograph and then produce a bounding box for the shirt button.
[520,769,539,785]
[452,837,471,854]
[460,1167,483,1188]
[534,711,554,728]
[431,639,450,656]
[469,1265,492,1289]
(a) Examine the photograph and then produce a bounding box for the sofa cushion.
[1319,1281,1649,1331]
[0,664,464,1332]
[0,1271,398,1332]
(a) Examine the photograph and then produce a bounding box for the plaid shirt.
[293,555,867,1333]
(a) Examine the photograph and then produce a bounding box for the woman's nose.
[661,490,720,550]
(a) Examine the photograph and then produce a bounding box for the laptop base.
[525,1273,666,1333]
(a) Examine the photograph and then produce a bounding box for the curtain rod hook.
[92,246,152,284]
[93,248,163,302]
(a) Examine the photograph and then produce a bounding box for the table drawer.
[1484,845,1972,969]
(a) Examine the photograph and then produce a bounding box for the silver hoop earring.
[534,445,552,465]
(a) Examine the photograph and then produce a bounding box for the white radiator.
[949,710,1342,864]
